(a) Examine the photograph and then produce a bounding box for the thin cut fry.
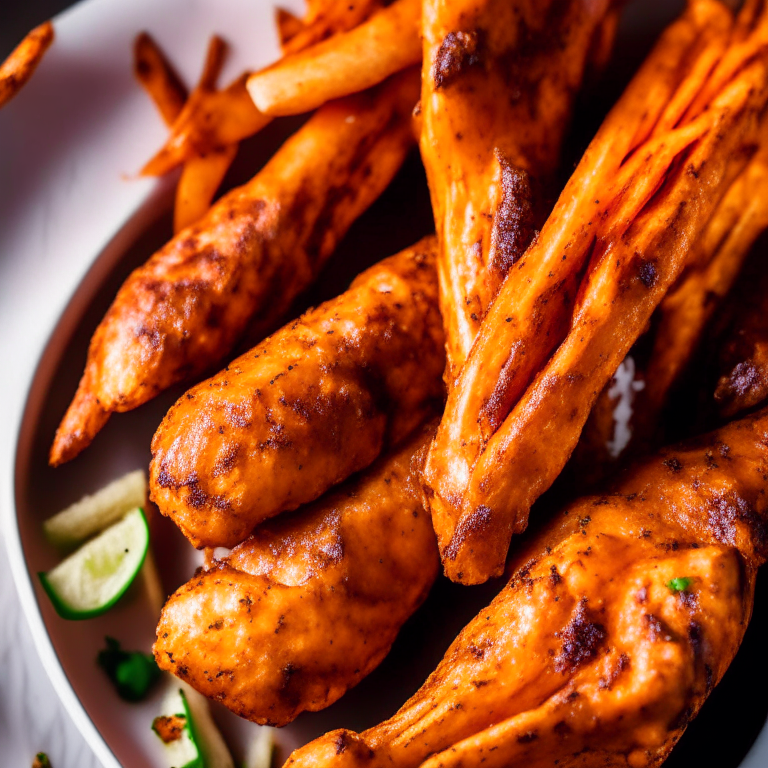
[280,0,383,55]
[0,21,54,109]
[173,145,238,233]
[142,74,271,176]
[275,8,306,50]
[247,0,421,117]
[133,32,188,125]
[422,0,768,584]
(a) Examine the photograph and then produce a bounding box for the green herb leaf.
[32,754,52,768]
[98,636,161,702]
[666,577,693,592]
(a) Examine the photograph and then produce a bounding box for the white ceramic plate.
[2,0,768,766]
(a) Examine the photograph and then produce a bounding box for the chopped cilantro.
[666,577,692,593]
[98,636,161,702]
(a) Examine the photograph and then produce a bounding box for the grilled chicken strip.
[50,71,419,466]
[420,0,618,380]
[150,238,443,549]
[422,0,768,583]
[287,407,768,768]
[155,425,439,725]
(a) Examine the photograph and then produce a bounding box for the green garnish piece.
[98,636,161,702]
[33,754,52,768]
[666,577,693,592]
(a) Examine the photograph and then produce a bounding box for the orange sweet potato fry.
[173,144,239,233]
[0,21,54,109]
[278,0,383,55]
[248,0,421,117]
[133,31,188,126]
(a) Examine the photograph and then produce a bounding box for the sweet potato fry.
[423,0,768,584]
[276,8,307,51]
[50,72,419,466]
[0,20,54,109]
[142,73,270,176]
[247,0,421,117]
[574,126,768,480]
[134,35,239,237]
[173,145,239,233]
[420,0,622,381]
[279,0,383,56]
[133,32,188,125]
[155,423,440,725]
[149,238,444,549]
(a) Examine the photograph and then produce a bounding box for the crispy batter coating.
[422,1,768,583]
[715,263,768,417]
[150,238,444,548]
[420,0,618,381]
[154,425,439,725]
[287,408,768,768]
[50,73,419,466]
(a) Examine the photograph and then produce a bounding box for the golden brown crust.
[420,0,619,381]
[50,73,419,466]
[154,425,439,725]
[149,238,444,548]
[286,407,768,768]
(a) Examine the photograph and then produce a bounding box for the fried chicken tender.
[150,238,444,549]
[422,0,768,583]
[154,425,439,725]
[420,0,619,381]
[287,407,768,768]
[50,72,419,466]
[714,262,768,417]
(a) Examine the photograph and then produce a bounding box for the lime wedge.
[43,469,147,548]
[39,507,149,619]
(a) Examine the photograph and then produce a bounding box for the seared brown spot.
[443,505,492,561]
[433,30,483,89]
[489,153,536,278]
[554,599,606,673]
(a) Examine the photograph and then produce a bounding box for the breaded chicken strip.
[155,425,439,725]
[50,71,419,466]
[420,0,619,380]
[150,238,443,548]
[287,407,768,768]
